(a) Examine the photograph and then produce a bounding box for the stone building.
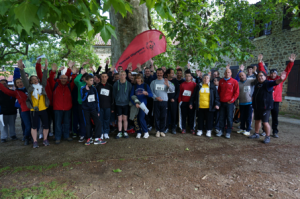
[93,34,111,65]
[231,6,300,115]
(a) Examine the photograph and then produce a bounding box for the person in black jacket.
[165,68,180,134]
[0,79,18,142]
[189,74,220,137]
[96,72,114,140]
[248,71,286,144]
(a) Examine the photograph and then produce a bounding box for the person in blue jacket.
[130,74,153,139]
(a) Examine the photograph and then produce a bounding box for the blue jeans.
[219,102,234,134]
[100,108,111,135]
[137,108,148,133]
[240,104,253,132]
[20,111,31,138]
[54,110,71,140]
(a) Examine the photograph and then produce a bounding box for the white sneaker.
[39,134,43,139]
[104,134,110,139]
[243,131,250,136]
[156,131,160,138]
[237,129,245,134]
[100,134,104,140]
[123,132,129,138]
[49,132,54,136]
[206,130,211,137]
[196,130,202,136]
[160,132,165,137]
[136,133,141,139]
[143,132,149,139]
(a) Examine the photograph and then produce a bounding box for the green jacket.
[74,74,86,105]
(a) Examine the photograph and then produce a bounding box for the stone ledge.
[291,27,300,32]
[285,96,300,101]
[253,35,267,41]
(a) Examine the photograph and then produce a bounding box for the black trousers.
[213,110,220,130]
[197,108,214,131]
[180,102,195,130]
[167,100,177,130]
[154,101,168,132]
[262,102,279,134]
[83,110,102,139]
[146,98,154,127]
[46,106,55,134]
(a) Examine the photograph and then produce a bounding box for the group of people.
[0,53,296,148]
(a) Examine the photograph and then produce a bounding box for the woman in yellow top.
[189,74,220,137]
[19,59,50,148]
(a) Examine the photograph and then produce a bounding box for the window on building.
[287,60,300,97]
[282,5,300,30]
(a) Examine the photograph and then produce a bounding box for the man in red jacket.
[178,71,197,134]
[49,64,77,144]
[258,53,296,138]
[217,66,239,139]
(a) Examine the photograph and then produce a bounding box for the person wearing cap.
[249,70,287,144]
[258,53,296,138]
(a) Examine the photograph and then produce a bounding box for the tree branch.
[60,45,71,59]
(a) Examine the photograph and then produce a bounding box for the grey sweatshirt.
[113,80,132,106]
[150,79,175,101]
[238,78,257,104]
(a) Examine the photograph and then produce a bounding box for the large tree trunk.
[109,0,149,66]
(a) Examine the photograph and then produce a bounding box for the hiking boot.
[260,132,266,137]
[33,141,39,148]
[196,130,202,136]
[243,131,250,136]
[55,140,61,144]
[191,129,195,135]
[143,132,149,139]
[156,131,160,138]
[43,139,50,146]
[85,138,92,145]
[237,129,244,134]
[172,128,176,134]
[136,133,141,139]
[206,130,211,137]
[104,134,110,139]
[94,139,107,145]
[272,133,279,138]
[123,132,129,138]
[248,133,260,139]
[225,133,231,139]
[216,130,223,137]
[116,132,122,139]
[160,132,166,137]
[181,129,186,134]
[78,136,85,142]
[1,139,7,143]
[263,136,270,144]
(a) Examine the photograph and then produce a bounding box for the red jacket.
[178,81,196,102]
[0,83,30,112]
[49,71,76,111]
[258,61,294,102]
[218,78,239,103]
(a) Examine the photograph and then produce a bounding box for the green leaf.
[82,19,93,32]
[89,0,99,14]
[102,0,112,13]
[14,2,39,34]
[44,1,61,18]
[37,2,49,20]
[113,169,122,173]
[185,148,189,151]
[100,24,117,43]
[73,21,86,36]
[0,1,12,16]
[155,3,167,19]
[146,0,156,9]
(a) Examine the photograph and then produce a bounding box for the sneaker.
[216,130,223,137]
[89,137,94,143]
[260,132,266,136]
[225,133,231,139]
[100,134,104,140]
[85,138,92,145]
[143,132,149,139]
[206,130,211,137]
[237,129,244,134]
[39,134,43,139]
[49,132,54,136]
[156,131,160,138]
[160,132,166,137]
[136,133,141,139]
[123,132,129,138]
[72,133,77,138]
[43,139,50,146]
[191,129,195,135]
[55,140,61,144]
[94,139,107,145]
[243,131,250,136]
[248,133,260,139]
[78,136,85,142]
[1,139,7,143]
[11,135,18,140]
[272,133,279,138]
[33,141,39,148]
[164,128,169,134]
[181,129,186,134]
[104,134,110,139]
[172,128,176,134]
[66,137,73,141]
[263,136,270,144]
[148,125,153,131]
[196,130,202,136]
[115,132,122,139]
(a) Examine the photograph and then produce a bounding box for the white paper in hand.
[37,54,46,60]
[139,102,149,115]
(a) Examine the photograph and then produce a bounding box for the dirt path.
[1,117,300,198]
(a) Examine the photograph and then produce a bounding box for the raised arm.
[13,67,21,80]
[235,64,245,81]
[257,54,267,74]
[282,54,296,82]
[41,59,48,88]
[36,58,43,80]
[19,60,30,90]
[0,83,16,98]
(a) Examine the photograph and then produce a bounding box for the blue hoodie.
[130,83,153,105]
